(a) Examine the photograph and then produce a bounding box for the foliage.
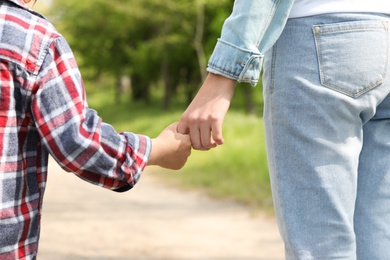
[49,0,235,107]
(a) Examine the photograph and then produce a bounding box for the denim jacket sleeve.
[207,0,294,86]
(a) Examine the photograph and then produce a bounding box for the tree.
[49,0,234,108]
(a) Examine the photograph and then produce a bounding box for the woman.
[179,0,390,258]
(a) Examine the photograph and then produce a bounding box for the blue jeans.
[263,13,390,259]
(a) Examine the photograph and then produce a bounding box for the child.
[0,0,191,258]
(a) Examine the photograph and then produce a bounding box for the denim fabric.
[263,13,390,259]
[207,0,294,86]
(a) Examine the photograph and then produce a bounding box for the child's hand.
[148,122,192,170]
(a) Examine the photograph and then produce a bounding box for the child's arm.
[32,36,189,192]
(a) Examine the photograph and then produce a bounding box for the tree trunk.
[162,59,172,110]
[243,86,256,115]
[194,0,207,82]
[130,74,150,103]
[115,72,122,104]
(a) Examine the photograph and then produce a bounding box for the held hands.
[148,122,192,170]
[148,73,235,170]
[177,73,236,150]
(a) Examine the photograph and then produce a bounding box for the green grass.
[176,113,273,211]
[87,87,273,213]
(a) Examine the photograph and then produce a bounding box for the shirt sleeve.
[32,36,152,192]
[207,0,294,86]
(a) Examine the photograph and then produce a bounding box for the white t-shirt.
[290,0,390,18]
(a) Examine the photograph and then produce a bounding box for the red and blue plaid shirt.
[0,1,151,258]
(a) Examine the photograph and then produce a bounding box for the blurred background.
[33,0,280,258]
[34,0,283,260]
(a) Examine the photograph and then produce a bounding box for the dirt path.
[38,158,284,260]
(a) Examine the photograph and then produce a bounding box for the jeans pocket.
[313,20,389,98]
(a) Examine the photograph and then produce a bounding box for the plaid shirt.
[0,0,152,258]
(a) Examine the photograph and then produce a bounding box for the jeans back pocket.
[313,20,389,98]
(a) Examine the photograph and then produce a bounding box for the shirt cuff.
[114,133,152,193]
[207,39,264,86]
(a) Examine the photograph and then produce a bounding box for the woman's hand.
[177,73,236,150]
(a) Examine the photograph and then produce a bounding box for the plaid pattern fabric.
[0,1,151,258]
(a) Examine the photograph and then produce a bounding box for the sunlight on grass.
[172,112,273,211]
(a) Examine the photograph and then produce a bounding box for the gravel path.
[38,158,284,260]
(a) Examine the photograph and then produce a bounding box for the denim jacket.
[207,0,294,86]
